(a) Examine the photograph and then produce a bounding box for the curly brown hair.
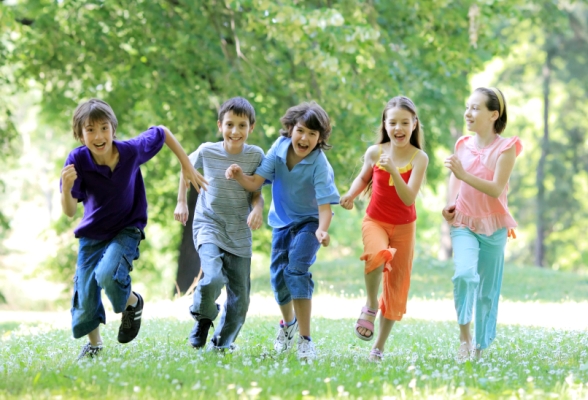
[279,101,332,151]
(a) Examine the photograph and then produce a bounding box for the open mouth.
[393,133,406,140]
[94,143,106,150]
[297,143,309,151]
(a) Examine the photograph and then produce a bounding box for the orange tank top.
[366,146,419,225]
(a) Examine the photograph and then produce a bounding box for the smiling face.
[464,91,498,133]
[290,122,321,160]
[81,118,116,160]
[384,107,416,148]
[218,111,254,154]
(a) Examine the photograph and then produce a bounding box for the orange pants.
[360,215,416,321]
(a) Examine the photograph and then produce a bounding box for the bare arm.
[315,203,333,247]
[339,146,377,210]
[61,164,78,217]
[442,172,462,222]
[174,172,190,226]
[247,190,264,230]
[225,164,266,192]
[387,151,429,206]
[160,126,208,193]
[445,145,516,198]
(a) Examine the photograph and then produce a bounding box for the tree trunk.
[535,51,552,267]
[174,186,201,295]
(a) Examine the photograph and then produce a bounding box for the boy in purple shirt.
[60,98,207,360]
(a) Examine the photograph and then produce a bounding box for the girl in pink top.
[443,87,522,361]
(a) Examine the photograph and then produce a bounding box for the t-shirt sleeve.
[127,126,166,165]
[454,135,470,153]
[254,140,278,182]
[60,152,85,201]
[313,155,340,206]
[499,136,523,157]
[189,144,206,170]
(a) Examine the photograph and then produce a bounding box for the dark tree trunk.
[174,186,201,295]
[535,51,553,268]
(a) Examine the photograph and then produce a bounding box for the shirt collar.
[276,137,321,165]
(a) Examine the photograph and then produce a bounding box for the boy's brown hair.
[72,99,118,142]
[279,101,332,151]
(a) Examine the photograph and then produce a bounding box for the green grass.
[2,258,588,399]
[1,317,587,399]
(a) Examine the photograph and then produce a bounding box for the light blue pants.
[451,227,507,350]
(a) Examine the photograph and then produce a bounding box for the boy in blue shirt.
[60,98,206,359]
[174,97,265,351]
[226,101,339,360]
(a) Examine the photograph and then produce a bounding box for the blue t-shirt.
[60,126,166,240]
[255,136,340,228]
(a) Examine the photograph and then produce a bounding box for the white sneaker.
[274,319,298,353]
[297,336,316,360]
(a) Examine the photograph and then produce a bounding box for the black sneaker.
[117,291,144,344]
[189,318,213,348]
[77,342,103,360]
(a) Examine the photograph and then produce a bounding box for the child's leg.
[190,244,225,321]
[270,226,294,311]
[375,221,415,351]
[94,227,142,313]
[474,228,507,352]
[210,253,251,349]
[88,326,102,346]
[373,316,395,352]
[284,221,321,338]
[450,227,481,348]
[72,237,109,340]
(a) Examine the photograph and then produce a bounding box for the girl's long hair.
[364,96,424,197]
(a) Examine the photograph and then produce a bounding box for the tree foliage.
[3,0,568,292]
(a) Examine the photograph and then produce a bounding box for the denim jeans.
[190,243,251,349]
[270,219,321,305]
[71,227,143,339]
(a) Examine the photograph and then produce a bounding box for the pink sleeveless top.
[453,135,523,235]
[366,146,419,225]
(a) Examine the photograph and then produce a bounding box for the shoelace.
[121,309,134,329]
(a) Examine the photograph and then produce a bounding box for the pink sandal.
[369,348,384,362]
[354,306,377,341]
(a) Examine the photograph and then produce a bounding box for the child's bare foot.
[456,341,473,363]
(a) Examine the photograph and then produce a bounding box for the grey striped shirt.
[189,142,264,258]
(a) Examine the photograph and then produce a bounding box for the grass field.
[1,256,588,399]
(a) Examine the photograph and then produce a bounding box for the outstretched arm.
[160,126,208,193]
[225,164,266,192]
[340,146,377,210]
[444,145,516,198]
[61,164,78,217]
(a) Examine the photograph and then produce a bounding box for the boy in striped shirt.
[174,97,264,351]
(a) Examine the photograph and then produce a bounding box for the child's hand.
[340,194,354,210]
[174,202,189,226]
[316,229,330,247]
[247,207,263,230]
[61,164,77,191]
[444,155,466,181]
[182,164,208,193]
[378,153,396,174]
[225,164,243,180]
[442,204,456,223]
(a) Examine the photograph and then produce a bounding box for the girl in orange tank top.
[340,96,429,362]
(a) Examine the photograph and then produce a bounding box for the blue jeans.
[451,227,507,350]
[270,220,321,304]
[71,227,143,339]
[190,244,251,349]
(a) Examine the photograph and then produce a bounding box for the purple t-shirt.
[60,126,166,240]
